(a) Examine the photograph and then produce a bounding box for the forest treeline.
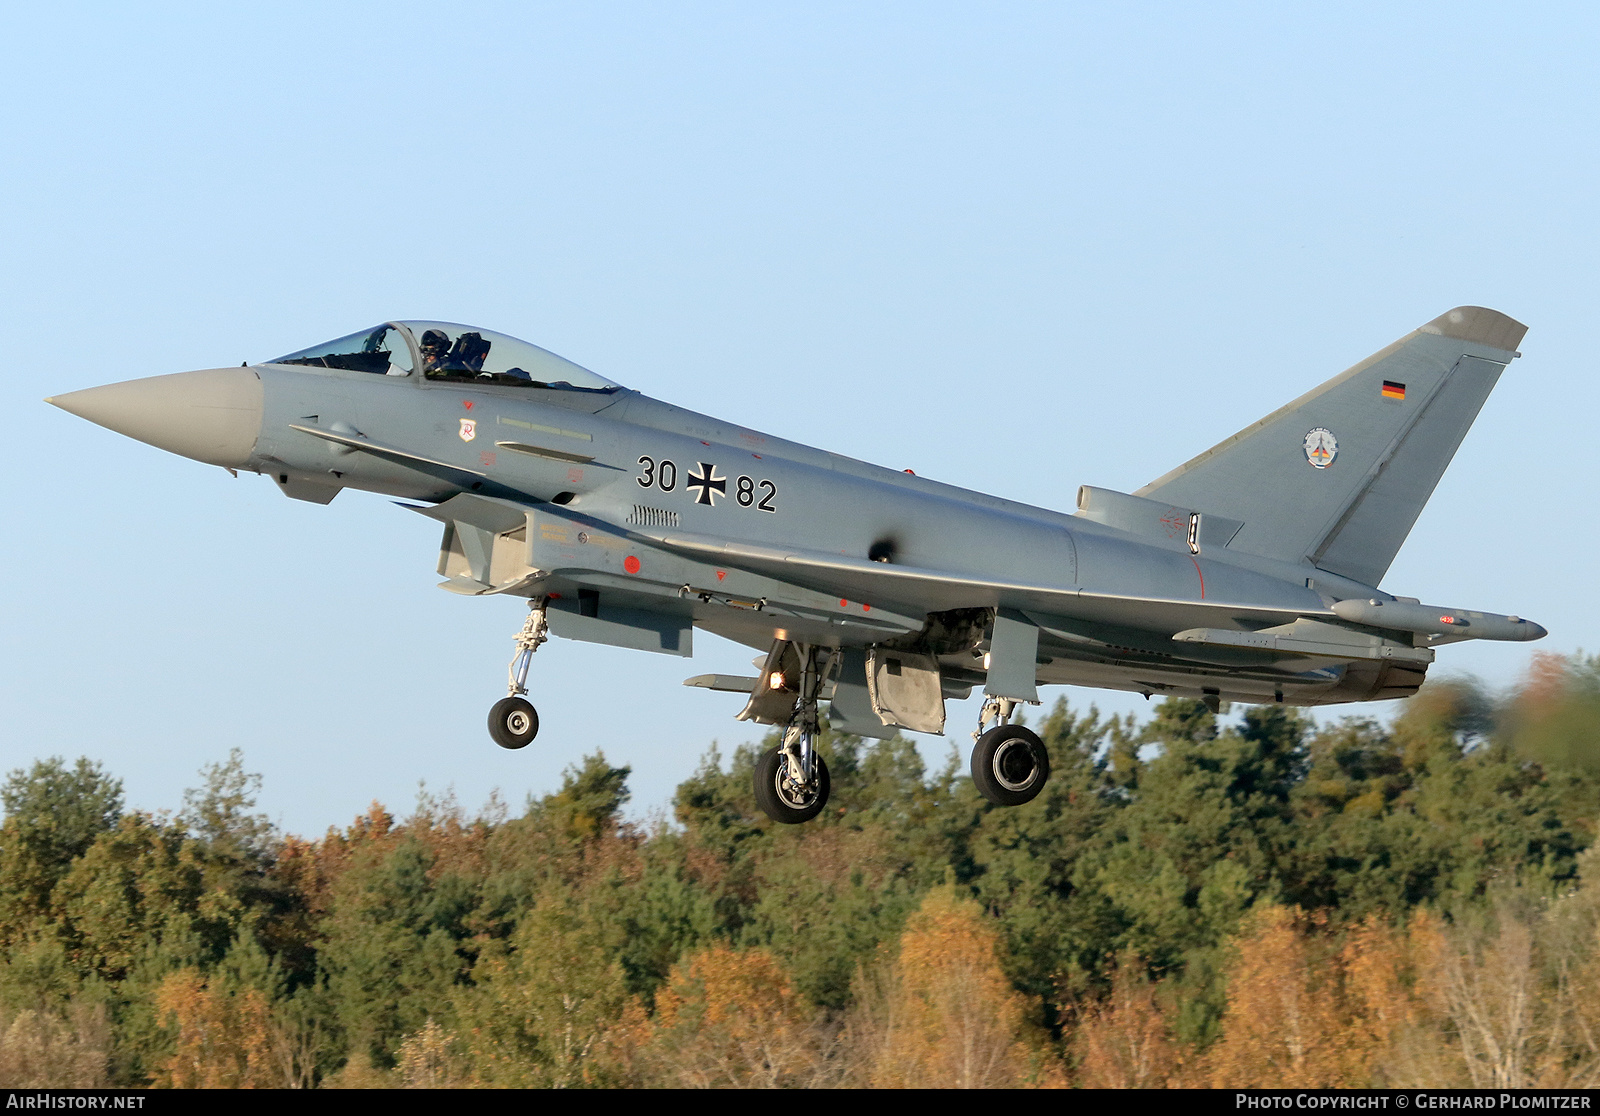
[4,652,1600,1088]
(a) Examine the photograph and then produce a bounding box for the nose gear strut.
[488,597,548,750]
[508,598,549,700]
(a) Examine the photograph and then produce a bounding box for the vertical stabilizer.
[1135,307,1526,587]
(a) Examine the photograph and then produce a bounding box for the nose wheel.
[489,696,539,749]
[489,598,548,750]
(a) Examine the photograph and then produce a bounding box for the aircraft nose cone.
[47,367,263,469]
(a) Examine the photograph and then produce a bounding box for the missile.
[1331,598,1547,642]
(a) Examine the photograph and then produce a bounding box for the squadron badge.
[459,418,477,443]
[1303,427,1337,469]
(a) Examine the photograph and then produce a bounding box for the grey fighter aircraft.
[47,307,1546,823]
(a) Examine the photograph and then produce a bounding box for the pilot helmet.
[420,329,451,354]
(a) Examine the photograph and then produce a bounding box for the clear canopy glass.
[270,325,413,375]
[267,322,621,393]
[402,321,619,392]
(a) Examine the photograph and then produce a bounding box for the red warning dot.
[862,604,871,612]
[624,555,641,574]
[839,599,848,607]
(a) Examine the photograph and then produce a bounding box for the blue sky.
[3,2,1596,835]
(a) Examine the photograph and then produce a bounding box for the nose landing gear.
[489,598,548,750]
[970,696,1050,806]
[753,644,833,824]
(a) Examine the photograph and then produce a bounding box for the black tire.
[488,697,539,749]
[753,746,831,824]
[971,724,1050,806]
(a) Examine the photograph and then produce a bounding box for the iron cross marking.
[686,461,727,506]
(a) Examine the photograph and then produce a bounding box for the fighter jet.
[47,308,1545,823]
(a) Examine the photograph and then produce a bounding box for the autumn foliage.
[859,887,1038,1087]
[5,654,1600,1087]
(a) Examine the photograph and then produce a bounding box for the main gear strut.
[753,643,834,824]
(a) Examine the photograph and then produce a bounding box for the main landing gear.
[970,696,1050,807]
[488,598,548,750]
[753,645,832,825]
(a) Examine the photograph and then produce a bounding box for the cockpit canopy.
[267,322,621,393]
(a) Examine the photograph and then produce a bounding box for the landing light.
[769,672,787,690]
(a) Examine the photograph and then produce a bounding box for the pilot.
[419,329,452,375]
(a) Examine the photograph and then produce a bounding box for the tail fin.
[1135,307,1527,587]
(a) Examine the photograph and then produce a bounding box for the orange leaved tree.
[856,886,1046,1088]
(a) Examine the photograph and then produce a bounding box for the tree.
[52,814,211,982]
[0,1001,110,1088]
[632,944,829,1087]
[317,830,479,1070]
[1288,681,1584,922]
[180,749,274,863]
[151,969,275,1088]
[0,757,123,945]
[451,896,629,1087]
[856,886,1040,1088]
[1079,699,1309,1043]
[1206,906,1361,1087]
[1069,955,1187,1088]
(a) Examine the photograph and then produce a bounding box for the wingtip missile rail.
[1331,598,1547,642]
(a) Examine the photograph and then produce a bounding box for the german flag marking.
[1381,380,1406,400]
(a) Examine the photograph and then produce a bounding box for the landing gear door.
[985,610,1040,702]
[738,641,804,725]
[827,647,895,739]
[866,648,945,735]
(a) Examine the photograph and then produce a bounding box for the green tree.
[452,895,629,1087]
[1078,699,1311,1043]
[1287,681,1584,920]
[967,700,1131,1006]
[0,758,124,945]
[318,832,480,1070]
[180,748,275,863]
